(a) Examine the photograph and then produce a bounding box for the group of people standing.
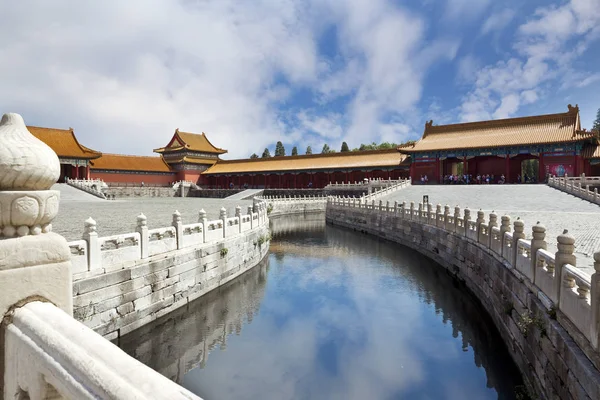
[441,174,506,185]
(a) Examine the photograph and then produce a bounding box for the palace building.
[30,104,600,188]
[399,105,599,183]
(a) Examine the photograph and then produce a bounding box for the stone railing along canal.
[548,175,600,205]
[326,196,600,399]
[69,202,269,340]
[0,112,271,399]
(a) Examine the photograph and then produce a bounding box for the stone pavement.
[52,183,105,202]
[53,197,253,241]
[381,184,600,274]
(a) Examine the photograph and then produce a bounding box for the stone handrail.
[66,178,107,199]
[548,176,600,205]
[360,178,411,202]
[67,203,269,274]
[4,301,200,399]
[327,196,600,351]
[257,194,328,202]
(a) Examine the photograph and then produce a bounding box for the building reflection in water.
[119,213,522,399]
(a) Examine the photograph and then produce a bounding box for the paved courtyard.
[382,185,600,274]
[53,194,252,242]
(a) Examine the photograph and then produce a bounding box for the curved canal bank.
[119,214,523,399]
[326,201,600,399]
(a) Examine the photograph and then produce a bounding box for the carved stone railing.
[327,195,600,352]
[4,301,200,399]
[360,178,411,203]
[66,178,107,199]
[67,203,269,273]
[548,175,600,205]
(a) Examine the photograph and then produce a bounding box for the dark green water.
[119,214,522,399]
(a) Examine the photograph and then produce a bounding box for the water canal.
[118,214,523,399]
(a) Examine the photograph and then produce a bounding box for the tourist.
[141,181,145,187]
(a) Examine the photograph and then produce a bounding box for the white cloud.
[456,55,481,84]
[459,0,600,122]
[444,0,492,21]
[481,9,515,35]
[297,111,344,140]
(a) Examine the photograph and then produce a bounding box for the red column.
[538,153,545,183]
[75,164,79,179]
[294,174,297,188]
[435,158,440,183]
[409,163,415,181]
[574,155,580,176]
[505,155,510,183]
[86,164,90,179]
[463,156,467,176]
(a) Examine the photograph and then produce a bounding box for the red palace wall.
[90,171,176,185]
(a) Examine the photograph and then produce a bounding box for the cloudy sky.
[1,0,599,159]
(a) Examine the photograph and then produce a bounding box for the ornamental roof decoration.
[203,149,408,175]
[28,126,101,160]
[399,105,594,154]
[90,154,173,173]
[154,129,227,155]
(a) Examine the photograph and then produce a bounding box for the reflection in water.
[120,214,522,399]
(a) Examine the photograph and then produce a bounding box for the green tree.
[593,108,600,133]
[261,148,271,158]
[306,146,312,155]
[321,144,331,154]
[291,146,298,156]
[250,153,258,159]
[341,141,350,152]
[274,141,286,157]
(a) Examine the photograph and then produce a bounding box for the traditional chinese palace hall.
[30,104,600,188]
[399,105,600,184]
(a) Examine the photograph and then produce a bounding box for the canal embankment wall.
[257,196,327,218]
[326,199,600,400]
[69,203,270,340]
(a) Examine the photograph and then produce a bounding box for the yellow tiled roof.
[155,130,227,154]
[166,156,219,165]
[582,142,600,159]
[400,105,593,153]
[28,126,102,159]
[90,154,173,172]
[203,149,407,174]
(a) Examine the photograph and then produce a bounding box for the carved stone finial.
[0,113,60,190]
[137,213,147,227]
[0,113,63,239]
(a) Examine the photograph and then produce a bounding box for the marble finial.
[0,113,60,190]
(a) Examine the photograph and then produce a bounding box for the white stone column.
[136,213,149,259]
[512,218,525,267]
[236,206,242,233]
[172,210,183,250]
[220,207,227,238]
[555,230,576,304]
[199,209,207,243]
[453,206,461,233]
[530,222,547,281]
[463,207,471,237]
[435,204,442,227]
[247,206,254,229]
[476,209,485,243]
[83,217,101,271]
[488,212,498,248]
[500,215,511,255]
[0,113,73,389]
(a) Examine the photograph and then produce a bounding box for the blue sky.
[0,0,598,158]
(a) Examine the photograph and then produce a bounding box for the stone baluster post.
[248,206,254,229]
[199,209,207,243]
[463,207,471,237]
[476,209,485,243]
[512,218,525,267]
[435,204,442,227]
[393,201,398,216]
[371,200,375,210]
[595,188,598,204]
[172,210,183,249]
[530,222,547,281]
[427,203,433,225]
[454,206,461,232]
[220,207,228,238]
[500,215,511,255]
[379,200,383,212]
[591,252,600,349]
[488,211,498,248]
[418,202,423,222]
[0,113,76,385]
[555,230,576,304]
[136,213,149,259]
[399,201,405,218]
[236,206,242,233]
[386,200,390,213]
[83,217,101,270]
[409,201,414,220]
[444,205,450,230]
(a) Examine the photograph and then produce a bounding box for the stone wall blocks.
[74,268,132,295]
[73,276,146,308]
